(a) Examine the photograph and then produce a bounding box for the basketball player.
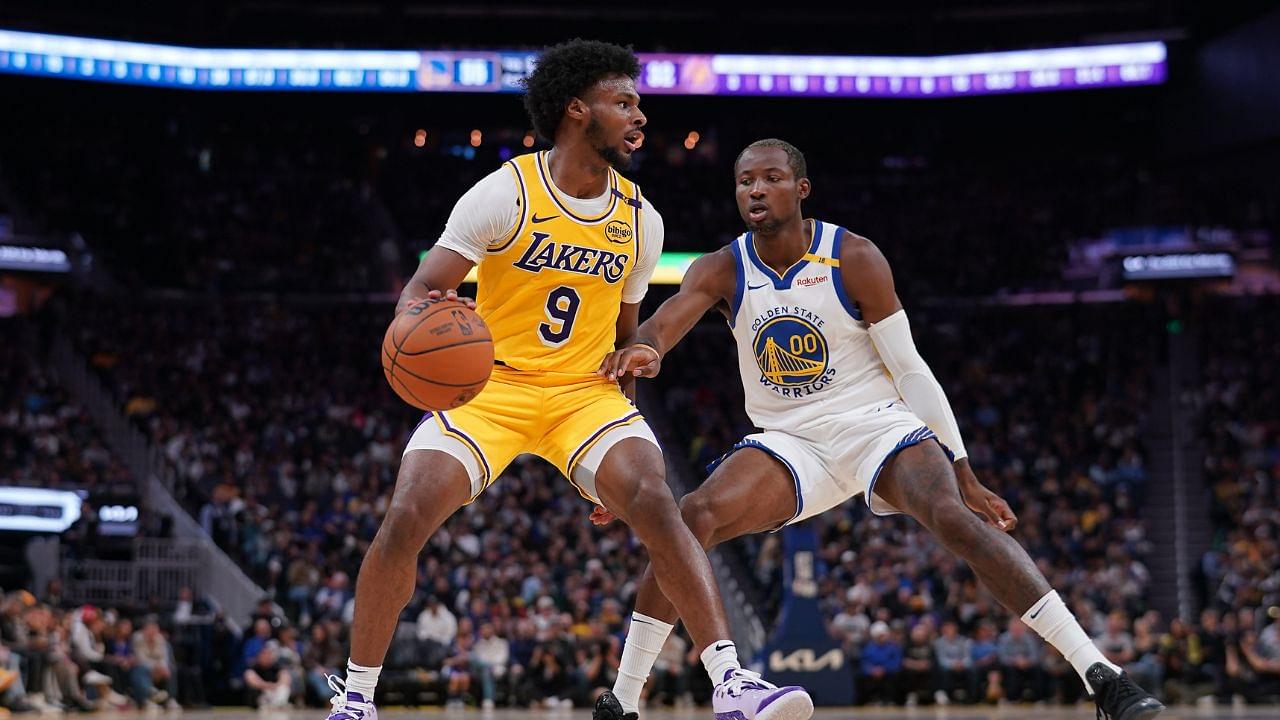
[593,139,1165,720]
[324,44,812,720]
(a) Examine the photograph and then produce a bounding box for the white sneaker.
[934,689,950,706]
[480,699,495,710]
[81,670,112,686]
[711,669,813,720]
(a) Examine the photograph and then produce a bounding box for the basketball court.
[81,707,1280,720]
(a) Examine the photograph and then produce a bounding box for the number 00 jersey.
[459,151,645,373]
[727,220,901,434]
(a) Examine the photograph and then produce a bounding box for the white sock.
[345,660,382,700]
[700,640,742,687]
[613,613,675,713]
[1020,590,1121,693]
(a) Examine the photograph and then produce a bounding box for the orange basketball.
[381,299,494,411]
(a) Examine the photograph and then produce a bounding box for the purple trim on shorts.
[566,411,644,475]
[714,712,749,720]
[437,411,492,487]
[864,426,954,516]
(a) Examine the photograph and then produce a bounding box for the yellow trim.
[802,253,840,267]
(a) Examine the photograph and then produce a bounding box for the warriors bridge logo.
[751,313,836,397]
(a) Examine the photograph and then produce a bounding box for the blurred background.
[0,0,1277,714]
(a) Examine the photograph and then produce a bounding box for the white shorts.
[708,401,953,527]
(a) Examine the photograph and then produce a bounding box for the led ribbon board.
[0,30,1166,97]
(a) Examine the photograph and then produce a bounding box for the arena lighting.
[0,486,82,533]
[0,243,71,272]
[0,29,1166,97]
[421,250,703,285]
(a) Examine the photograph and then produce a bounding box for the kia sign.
[757,526,853,705]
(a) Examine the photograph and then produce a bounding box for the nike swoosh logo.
[531,214,559,223]
[747,283,768,290]
[1028,598,1051,620]
[713,642,734,652]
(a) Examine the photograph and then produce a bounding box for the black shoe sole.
[1117,700,1166,720]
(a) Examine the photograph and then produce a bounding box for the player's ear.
[797,177,812,200]
[565,96,588,121]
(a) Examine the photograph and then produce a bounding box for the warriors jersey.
[727,219,901,434]
[438,151,651,374]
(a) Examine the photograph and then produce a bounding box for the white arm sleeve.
[433,166,521,264]
[868,309,969,461]
[622,201,664,304]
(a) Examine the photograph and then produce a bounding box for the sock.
[1020,590,1121,693]
[344,660,382,700]
[613,613,675,713]
[700,640,742,687]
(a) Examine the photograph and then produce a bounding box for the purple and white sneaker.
[325,675,378,720]
[712,669,813,720]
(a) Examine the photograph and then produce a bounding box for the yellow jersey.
[475,151,644,374]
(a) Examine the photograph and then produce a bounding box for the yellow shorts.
[403,365,656,503]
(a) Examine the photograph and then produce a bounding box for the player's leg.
[871,440,1164,719]
[590,437,812,720]
[613,447,795,713]
[337,450,471,704]
[631,447,798,625]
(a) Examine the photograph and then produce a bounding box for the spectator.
[416,596,458,647]
[133,616,180,709]
[970,620,1002,703]
[899,622,937,706]
[244,645,291,709]
[858,621,902,705]
[933,620,975,704]
[303,622,344,706]
[471,622,509,710]
[997,618,1042,702]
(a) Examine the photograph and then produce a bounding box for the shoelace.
[327,675,374,719]
[717,669,777,698]
[1095,673,1143,720]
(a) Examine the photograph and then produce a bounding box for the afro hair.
[521,39,641,143]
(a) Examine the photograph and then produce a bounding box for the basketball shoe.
[712,669,813,720]
[1087,663,1165,720]
[325,675,378,720]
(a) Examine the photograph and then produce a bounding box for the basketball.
[381,298,494,411]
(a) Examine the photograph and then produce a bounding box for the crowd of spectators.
[1,79,1278,712]
[1191,297,1280,703]
[0,323,133,496]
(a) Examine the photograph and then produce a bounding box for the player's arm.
[396,248,476,315]
[396,167,519,315]
[597,248,737,380]
[614,302,642,399]
[841,231,1016,531]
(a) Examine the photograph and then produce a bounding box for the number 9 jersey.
[406,151,663,505]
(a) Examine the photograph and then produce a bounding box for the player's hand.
[590,505,618,526]
[597,344,662,381]
[426,288,477,310]
[955,460,1017,532]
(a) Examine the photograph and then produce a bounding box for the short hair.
[521,39,641,142]
[735,138,807,179]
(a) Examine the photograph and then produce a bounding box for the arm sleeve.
[622,201,664,304]
[433,166,521,264]
[867,309,969,461]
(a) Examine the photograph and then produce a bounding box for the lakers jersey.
[728,220,901,433]
[475,151,643,373]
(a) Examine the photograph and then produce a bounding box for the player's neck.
[545,144,611,199]
[753,218,812,274]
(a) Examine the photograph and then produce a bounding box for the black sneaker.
[1087,663,1165,720]
[593,690,638,720]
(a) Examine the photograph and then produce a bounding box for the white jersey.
[727,219,901,435]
